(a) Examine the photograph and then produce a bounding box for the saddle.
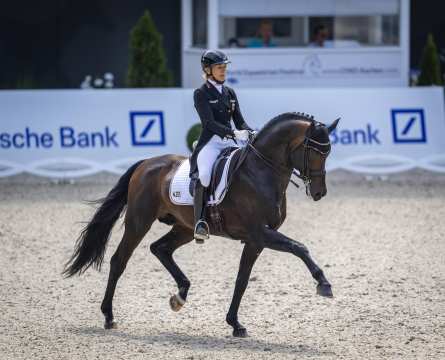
[189,146,241,200]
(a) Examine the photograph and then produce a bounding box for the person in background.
[309,25,332,48]
[228,37,241,48]
[247,19,277,48]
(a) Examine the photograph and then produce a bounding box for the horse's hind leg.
[101,215,155,329]
[150,225,194,311]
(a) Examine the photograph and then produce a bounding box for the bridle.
[291,136,331,194]
[247,128,331,192]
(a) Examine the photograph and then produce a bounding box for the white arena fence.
[0,87,444,178]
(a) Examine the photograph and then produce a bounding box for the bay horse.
[63,112,339,337]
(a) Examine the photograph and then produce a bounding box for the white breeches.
[197,135,246,187]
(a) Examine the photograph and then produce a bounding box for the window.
[220,17,306,48]
[332,15,399,46]
[217,0,401,48]
[192,0,207,48]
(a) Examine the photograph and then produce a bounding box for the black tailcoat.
[189,81,252,177]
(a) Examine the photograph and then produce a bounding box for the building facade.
[0,0,443,89]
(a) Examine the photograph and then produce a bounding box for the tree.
[417,33,443,86]
[127,10,173,87]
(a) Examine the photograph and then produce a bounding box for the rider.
[190,49,254,242]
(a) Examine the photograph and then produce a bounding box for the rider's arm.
[194,89,235,139]
[230,90,253,131]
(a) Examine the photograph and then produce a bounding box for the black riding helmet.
[201,50,230,71]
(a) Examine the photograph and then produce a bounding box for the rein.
[247,143,302,188]
[247,143,289,176]
[248,133,330,191]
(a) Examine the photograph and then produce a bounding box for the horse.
[63,112,339,337]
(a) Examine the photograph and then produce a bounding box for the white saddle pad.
[169,149,240,206]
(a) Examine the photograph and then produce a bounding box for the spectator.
[247,19,277,48]
[228,37,241,48]
[309,25,332,48]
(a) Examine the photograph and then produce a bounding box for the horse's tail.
[63,160,144,277]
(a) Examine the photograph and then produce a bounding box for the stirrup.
[194,220,210,244]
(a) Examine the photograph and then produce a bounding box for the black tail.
[63,160,144,277]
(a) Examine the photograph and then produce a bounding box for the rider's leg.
[192,179,209,242]
[197,135,226,187]
[194,136,224,241]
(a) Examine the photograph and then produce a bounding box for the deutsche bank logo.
[130,111,166,146]
[391,109,426,143]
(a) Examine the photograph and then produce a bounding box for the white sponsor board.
[234,87,445,173]
[225,50,404,88]
[0,87,444,177]
[0,89,193,177]
[183,48,408,88]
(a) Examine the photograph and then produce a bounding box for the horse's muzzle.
[312,188,327,201]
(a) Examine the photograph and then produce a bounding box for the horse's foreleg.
[226,243,263,337]
[261,226,333,297]
[150,225,193,311]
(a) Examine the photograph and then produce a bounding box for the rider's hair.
[202,68,211,80]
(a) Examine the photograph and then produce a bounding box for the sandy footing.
[0,170,444,359]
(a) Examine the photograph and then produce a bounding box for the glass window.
[220,17,306,48]
[332,15,399,46]
[218,0,400,48]
[192,0,207,48]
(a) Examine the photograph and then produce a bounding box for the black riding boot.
[193,181,209,243]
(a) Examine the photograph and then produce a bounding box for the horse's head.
[289,118,339,201]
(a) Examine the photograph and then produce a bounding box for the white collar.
[207,79,223,94]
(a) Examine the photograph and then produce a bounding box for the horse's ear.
[327,118,340,133]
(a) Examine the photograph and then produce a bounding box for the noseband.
[292,136,331,187]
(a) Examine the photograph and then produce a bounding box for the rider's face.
[210,64,227,82]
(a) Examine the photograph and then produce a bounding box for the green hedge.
[186,123,202,152]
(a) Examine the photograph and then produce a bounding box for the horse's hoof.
[104,320,117,330]
[169,293,186,312]
[317,283,334,298]
[233,327,248,338]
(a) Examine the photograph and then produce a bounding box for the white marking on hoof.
[169,293,186,312]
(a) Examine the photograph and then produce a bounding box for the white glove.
[233,129,249,141]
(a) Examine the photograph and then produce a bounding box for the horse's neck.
[253,124,295,171]
[249,131,293,191]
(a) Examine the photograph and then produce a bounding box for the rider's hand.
[234,129,249,141]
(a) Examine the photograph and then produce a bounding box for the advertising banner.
[225,50,405,88]
[183,49,408,88]
[0,87,444,177]
[235,87,445,173]
[0,89,193,177]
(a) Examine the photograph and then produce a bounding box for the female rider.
[189,50,254,242]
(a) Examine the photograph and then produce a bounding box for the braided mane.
[255,112,330,148]
[258,112,321,136]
